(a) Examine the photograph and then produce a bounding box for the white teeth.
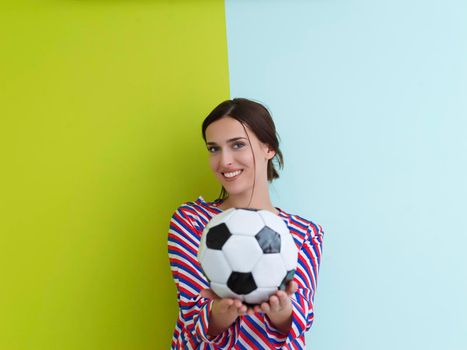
[224,170,242,178]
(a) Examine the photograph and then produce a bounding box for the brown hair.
[201,98,284,201]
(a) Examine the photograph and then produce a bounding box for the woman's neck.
[219,191,278,215]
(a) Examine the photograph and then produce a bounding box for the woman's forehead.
[205,117,253,143]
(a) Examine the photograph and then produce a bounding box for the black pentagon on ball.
[206,223,231,250]
[279,270,295,291]
[227,272,257,295]
[255,227,281,254]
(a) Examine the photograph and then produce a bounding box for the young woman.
[168,98,324,349]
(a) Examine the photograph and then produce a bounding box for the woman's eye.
[207,146,219,153]
[233,142,245,149]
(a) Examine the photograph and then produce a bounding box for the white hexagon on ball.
[252,254,287,288]
[280,233,298,271]
[199,249,232,284]
[222,235,262,272]
[225,209,264,236]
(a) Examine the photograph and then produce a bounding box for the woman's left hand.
[247,281,297,333]
[249,280,297,315]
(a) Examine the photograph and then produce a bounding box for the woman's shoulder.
[178,195,221,210]
[173,196,222,222]
[278,207,324,238]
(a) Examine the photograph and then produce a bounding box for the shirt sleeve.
[263,222,325,348]
[167,205,240,348]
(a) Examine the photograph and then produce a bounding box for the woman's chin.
[222,184,251,197]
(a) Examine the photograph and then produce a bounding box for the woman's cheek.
[208,157,218,173]
[239,150,254,165]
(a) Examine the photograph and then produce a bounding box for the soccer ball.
[198,208,298,305]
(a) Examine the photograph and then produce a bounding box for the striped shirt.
[167,196,324,349]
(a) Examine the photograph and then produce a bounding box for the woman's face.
[204,116,275,197]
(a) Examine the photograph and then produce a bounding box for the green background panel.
[0,1,228,349]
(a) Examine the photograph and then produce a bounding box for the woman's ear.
[265,146,276,160]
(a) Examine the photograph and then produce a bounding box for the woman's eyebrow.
[206,137,247,146]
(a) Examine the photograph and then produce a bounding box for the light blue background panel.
[226,0,467,349]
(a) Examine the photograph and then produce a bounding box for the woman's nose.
[220,150,233,167]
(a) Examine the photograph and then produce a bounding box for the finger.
[277,291,290,307]
[226,302,240,314]
[253,305,262,313]
[226,299,245,315]
[286,281,297,295]
[238,304,247,315]
[269,295,280,312]
[200,288,218,300]
[232,299,242,309]
[291,281,298,293]
[260,302,271,313]
[276,290,287,300]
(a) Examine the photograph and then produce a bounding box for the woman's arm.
[168,205,241,348]
[255,222,325,347]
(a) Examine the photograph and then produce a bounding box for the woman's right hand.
[200,288,247,337]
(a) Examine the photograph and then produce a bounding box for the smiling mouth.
[222,170,243,179]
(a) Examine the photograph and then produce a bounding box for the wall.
[225,0,467,348]
[0,1,228,349]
